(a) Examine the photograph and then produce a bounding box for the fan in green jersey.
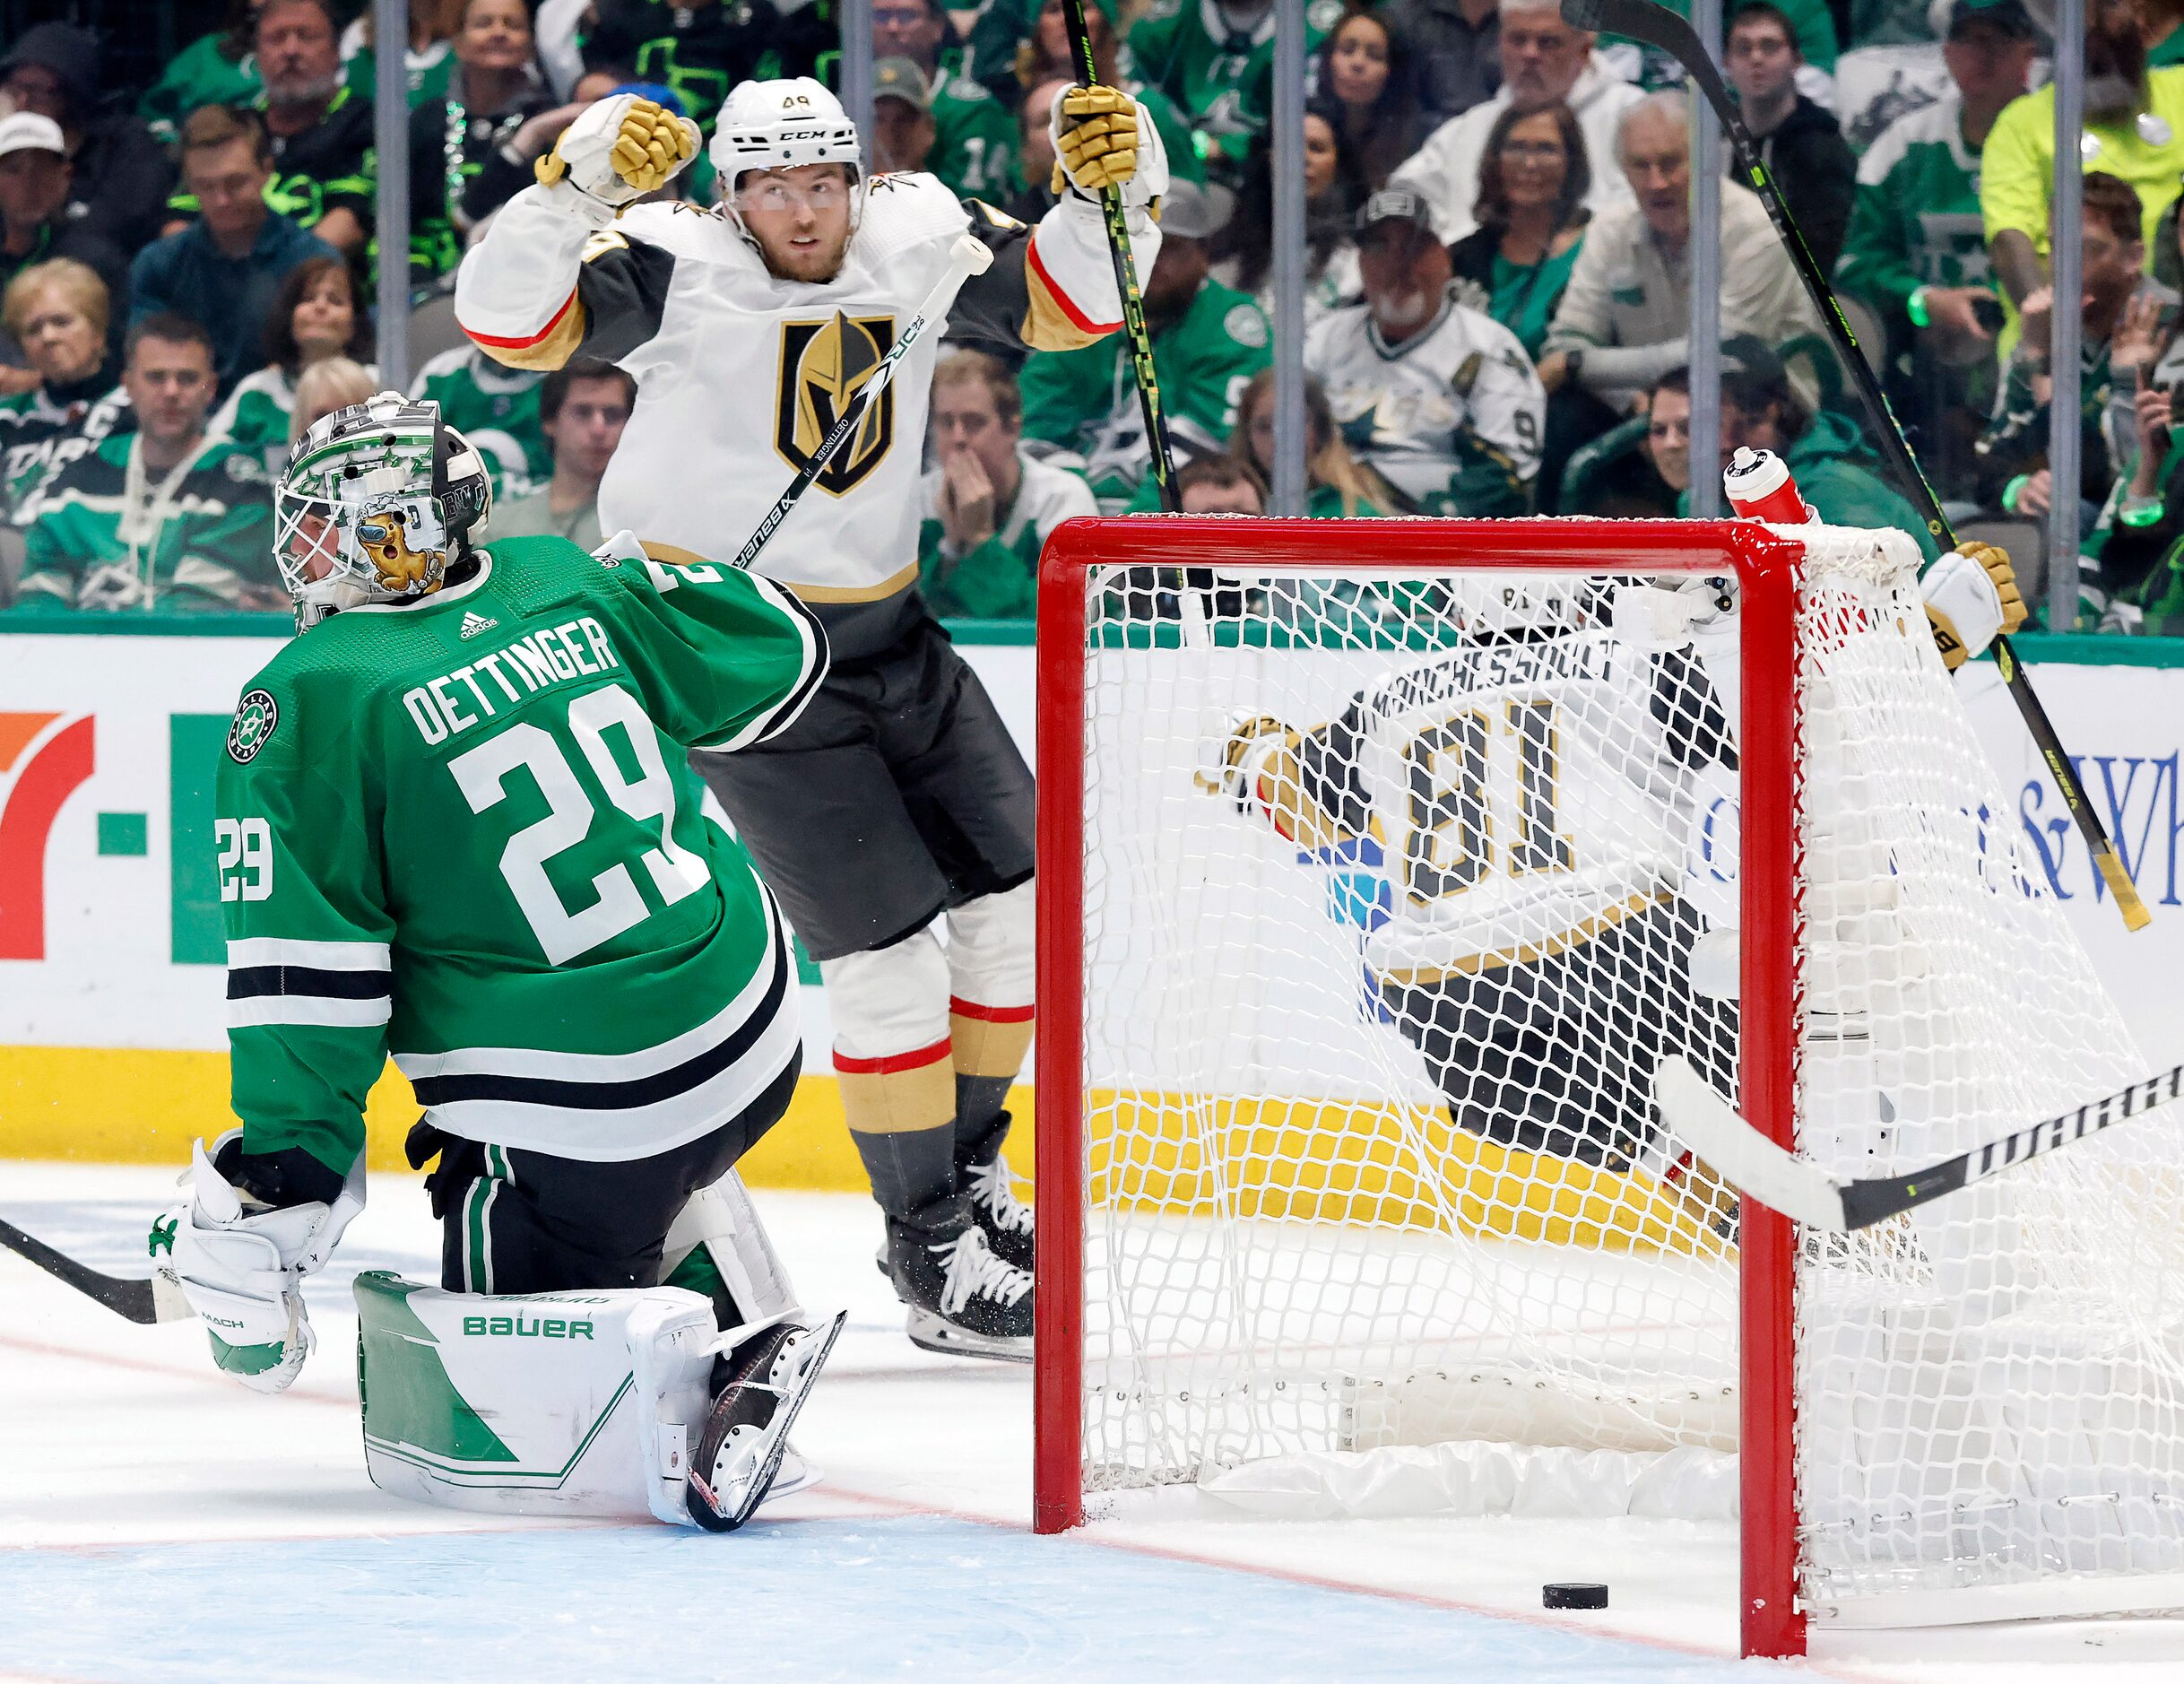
[155,390,843,1532]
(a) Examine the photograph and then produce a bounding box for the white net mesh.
[1063,522,2184,1627]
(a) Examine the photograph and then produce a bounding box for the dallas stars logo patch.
[227,690,279,764]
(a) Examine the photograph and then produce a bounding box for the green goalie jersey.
[217,531,827,1177]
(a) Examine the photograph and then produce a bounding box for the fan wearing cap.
[1303,186,1546,516]
[1020,176,1270,506]
[0,22,175,255]
[0,112,130,365]
[871,58,941,177]
[455,75,1166,1361]
[870,0,1020,202]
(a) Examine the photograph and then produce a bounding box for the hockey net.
[1032,516,2184,1654]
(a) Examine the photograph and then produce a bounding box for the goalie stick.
[1655,1055,2184,1232]
[1562,0,2152,934]
[0,1213,192,1324]
[732,230,992,571]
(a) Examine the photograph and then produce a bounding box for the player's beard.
[756,226,854,284]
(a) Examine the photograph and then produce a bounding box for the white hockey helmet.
[274,391,493,630]
[709,77,865,239]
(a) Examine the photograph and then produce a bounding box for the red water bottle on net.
[1722,445,1815,524]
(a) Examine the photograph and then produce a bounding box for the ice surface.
[3,1164,2181,1680]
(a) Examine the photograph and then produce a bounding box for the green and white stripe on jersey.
[394,890,801,1159]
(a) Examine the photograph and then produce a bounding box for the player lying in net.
[451,79,1165,1361]
[1203,537,2024,1191]
[154,393,838,1531]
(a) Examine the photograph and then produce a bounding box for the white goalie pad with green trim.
[353,1271,718,1527]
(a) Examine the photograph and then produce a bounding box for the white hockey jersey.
[1244,622,1716,981]
[454,163,1159,651]
[1304,292,1546,516]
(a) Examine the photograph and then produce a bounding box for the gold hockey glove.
[1924,539,2027,670]
[536,95,700,205]
[1052,84,1140,195]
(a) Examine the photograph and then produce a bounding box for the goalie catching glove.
[1050,83,1142,197]
[151,1130,363,1393]
[535,94,701,212]
[1923,540,2027,670]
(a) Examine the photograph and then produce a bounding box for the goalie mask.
[709,76,866,247]
[274,393,493,630]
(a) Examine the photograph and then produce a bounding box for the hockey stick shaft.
[1563,0,2150,933]
[0,1213,191,1324]
[1061,0,1181,513]
[732,231,993,573]
[1657,1054,2184,1231]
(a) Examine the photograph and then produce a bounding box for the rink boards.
[4,618,2184,1198]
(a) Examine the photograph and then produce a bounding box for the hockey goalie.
[154,393,839,1532]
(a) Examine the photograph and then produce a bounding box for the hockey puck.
[1542,1583,1609,1610]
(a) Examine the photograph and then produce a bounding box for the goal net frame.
[1027,514,2170,1661]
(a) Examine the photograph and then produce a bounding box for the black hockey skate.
[686,1310,845,1532]
[881,1215,1032,1363]
[958,1114,1035,1272]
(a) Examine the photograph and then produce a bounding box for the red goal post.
[1033,516,1807,1656]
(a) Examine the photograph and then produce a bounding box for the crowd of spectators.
[4,0,2184,633]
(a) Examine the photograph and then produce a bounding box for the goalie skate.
[882,1221,1033,1363]
[686,1311,845,1532]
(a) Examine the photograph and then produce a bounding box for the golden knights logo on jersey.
[775,311,896,495]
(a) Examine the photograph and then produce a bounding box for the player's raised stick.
[0,1213,192,1324]
[1657,1055,2184,1232]
[1564,0,2151,933]
[1060,0,1180,513]
[732,230,993,571]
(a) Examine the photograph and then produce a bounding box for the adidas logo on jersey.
[459,612,499,639]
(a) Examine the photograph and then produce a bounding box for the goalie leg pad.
[353,1271,723,1528]
[662,1168,802,1327]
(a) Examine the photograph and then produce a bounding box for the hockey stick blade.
[0,1214,194,1324]
[1654,1058,1849,1232]
[1659,1055,2184,1231]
